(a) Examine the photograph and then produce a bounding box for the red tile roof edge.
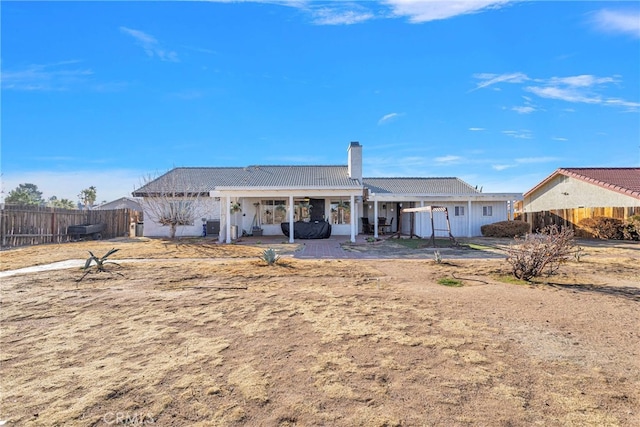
[524,168,640,200]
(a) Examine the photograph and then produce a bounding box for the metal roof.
[363,177,480,195]
[133,166,362,195]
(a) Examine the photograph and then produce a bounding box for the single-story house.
[94,197,143,212]
[133,142,522,243]
[522,168,640,212]
[519,167,640,229]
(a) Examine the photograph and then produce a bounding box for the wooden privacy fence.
[516,206,640,232]
[1,205,141,248]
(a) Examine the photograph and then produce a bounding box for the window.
[454,206,465,216]
[293,199,312,222]
[482,206,493,216]
[330,199,351,225]
[260,200,287,224]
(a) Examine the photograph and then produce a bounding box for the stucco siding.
[524,176,640,212]
[142,198,221,238]
[410,201,509,238]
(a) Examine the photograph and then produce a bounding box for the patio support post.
[374,199,379,238]
[350,194,356,242]
[288,195,294,243]
[419,200,424,237]
[218,197,224,243]
[467,199,472,238]
[225,195,232,243]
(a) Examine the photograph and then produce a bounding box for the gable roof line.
[524,168,640,200]
[560,168,640,199]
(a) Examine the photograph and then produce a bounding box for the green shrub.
[438,278,463,287]
[578,217,624,240]
[481,220,531,238]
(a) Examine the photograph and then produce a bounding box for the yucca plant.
[261,248,280,266]
[77,248,122,282]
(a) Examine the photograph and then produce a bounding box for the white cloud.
[512,106,534,114]
[383,0,515,23]
[552,137,568,142]
[120,27,179,62]
[590,8,640,38]
[311,7,374,25]
[526,85,602,104]
[208,0,518,25]
[1,60,93,91]
[492,164,515,171]
[473,71,638,112]
[515,156,559,164]
[378,112,401,125]
[502,130,533,139]
[471,72,529,91]
[549,75,617,87]
[434,155,462,164]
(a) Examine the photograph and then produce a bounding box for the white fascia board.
[211,187,362,198]
[368,193,522,202]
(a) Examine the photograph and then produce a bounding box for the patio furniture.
[378,217,393,234]
[361,217,374,234]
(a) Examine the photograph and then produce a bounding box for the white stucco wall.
[524,175,640,212]
[410,202,509,238]
[142,197,221,238]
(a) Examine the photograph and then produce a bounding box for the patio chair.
[361,217,374,234]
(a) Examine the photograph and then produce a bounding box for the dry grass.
[1,239,639,426]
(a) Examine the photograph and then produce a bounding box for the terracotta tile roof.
[525,168,640,199]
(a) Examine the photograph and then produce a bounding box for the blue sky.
[2,0,639,203]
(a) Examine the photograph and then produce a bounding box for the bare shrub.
[481,220,531,238]
[505,225,574,281]
[578,217,623,240]
[622,215,640,241]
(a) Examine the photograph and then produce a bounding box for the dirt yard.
[1,237,639,426]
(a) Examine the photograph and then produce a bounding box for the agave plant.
[261,248,280,266]
[77,248,122,282]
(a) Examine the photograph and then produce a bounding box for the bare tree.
[134,170,211,239]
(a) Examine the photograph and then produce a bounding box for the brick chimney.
[348,141,362,182]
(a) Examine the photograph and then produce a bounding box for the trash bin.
[230,225,238,240]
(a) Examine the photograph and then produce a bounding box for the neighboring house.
[522,168,640,212]
[521,168,640,229]
[133,142,521,242]
[94,197,143,212]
